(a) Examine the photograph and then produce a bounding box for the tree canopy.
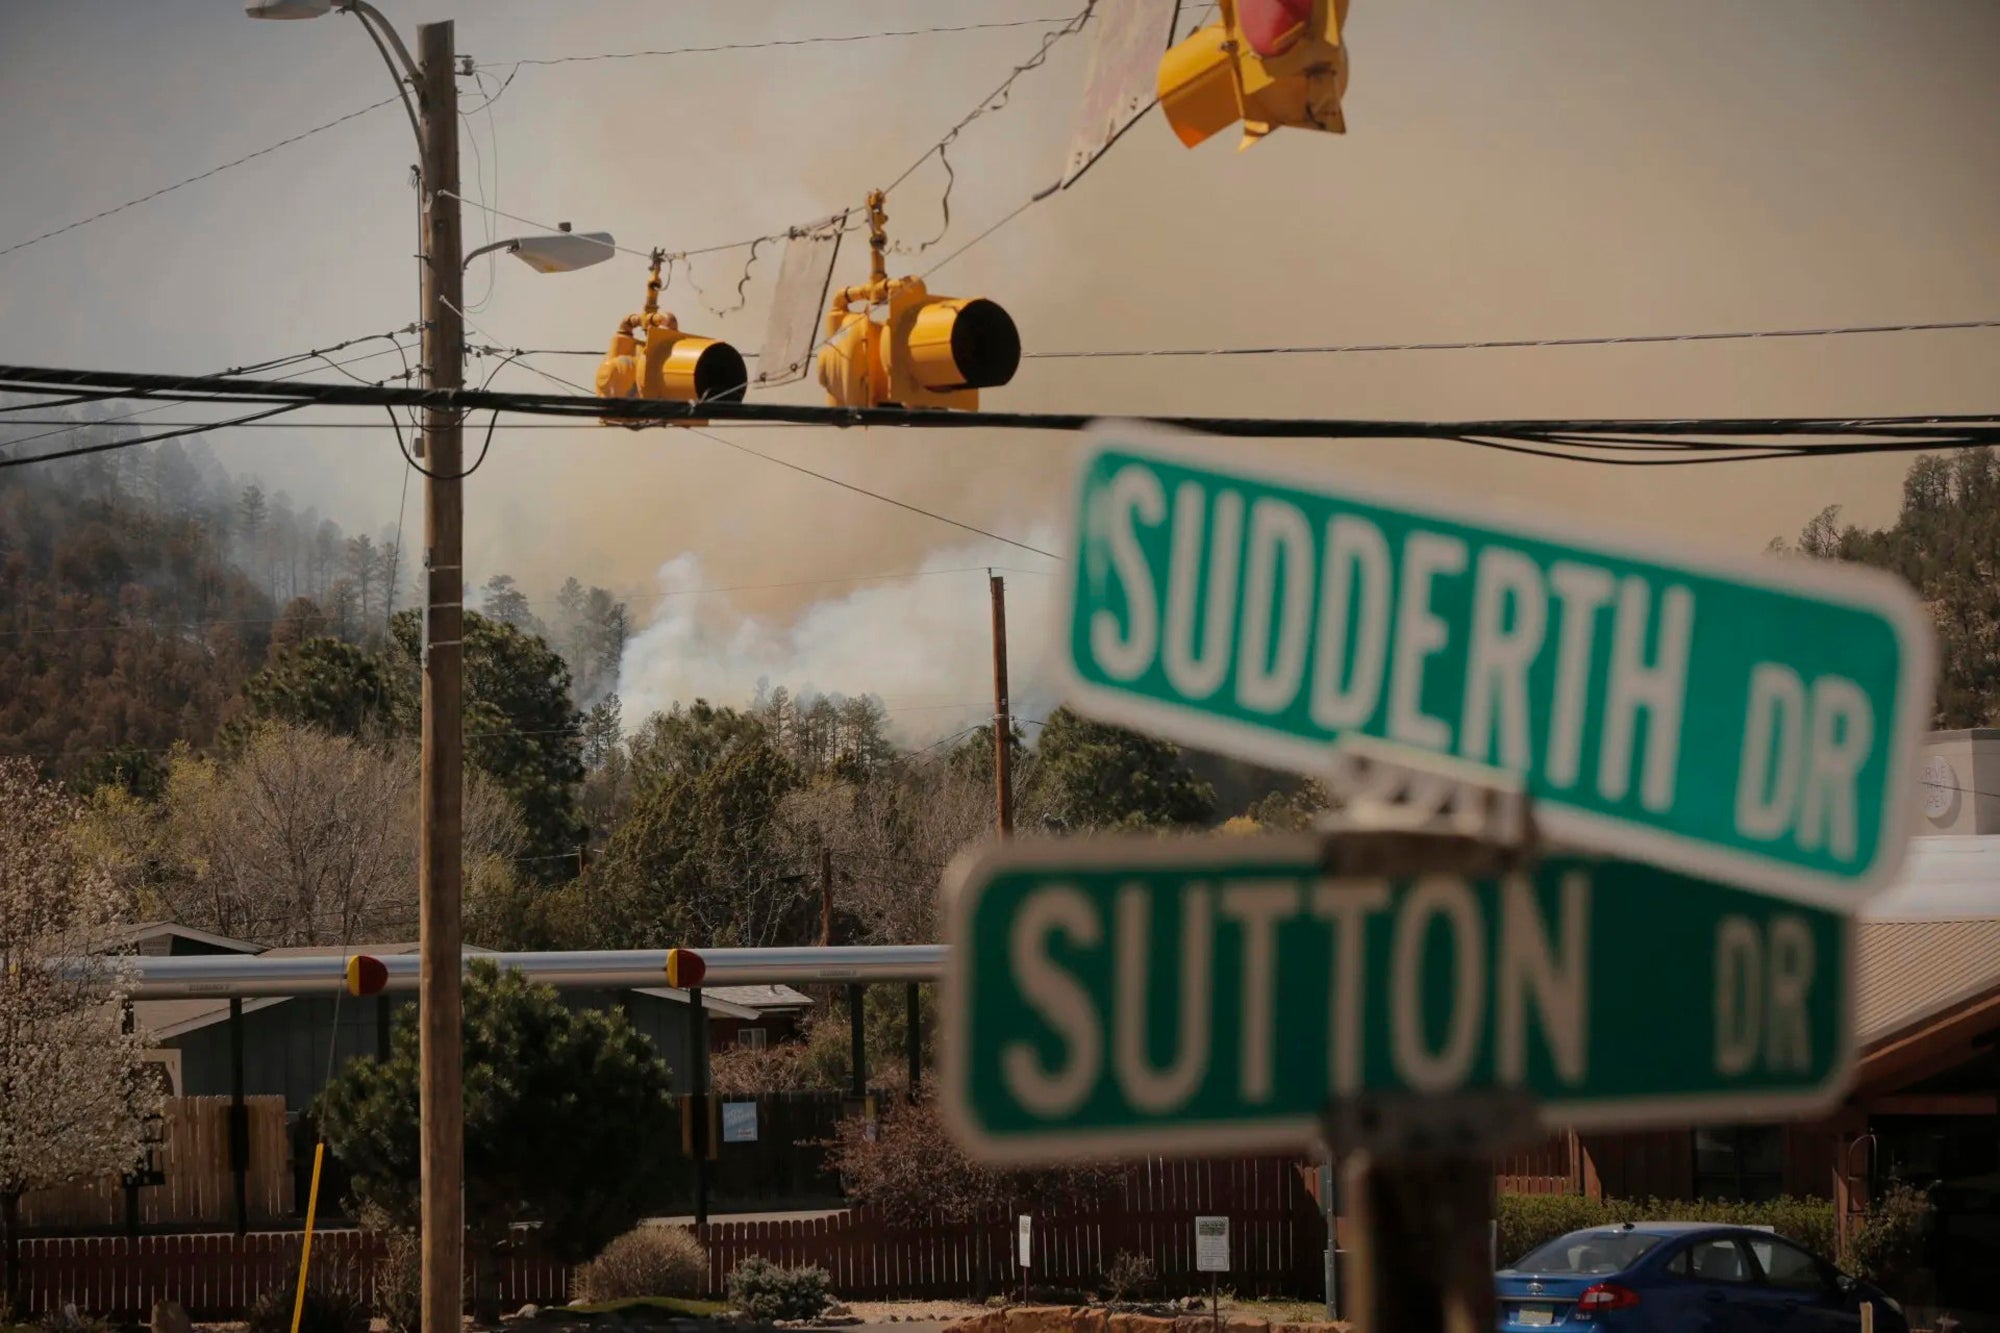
[316,962,682,1312]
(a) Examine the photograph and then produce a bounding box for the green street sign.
[941,836,1854,1163]
[1057,428,1933,909]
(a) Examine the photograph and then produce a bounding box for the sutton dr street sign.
[941,835,1853,1162]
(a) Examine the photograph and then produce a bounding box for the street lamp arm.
[340,0,423,148]
[461,238,519,270]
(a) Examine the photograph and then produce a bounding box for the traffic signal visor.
[884,279,1021,411]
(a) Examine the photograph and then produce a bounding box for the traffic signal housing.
[596,311,747,427]
[816,192,1020,411]
[1158,0,1349,150]
[595,251,748,427]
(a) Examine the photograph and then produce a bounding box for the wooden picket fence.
[18,1156,1325,1316]
[17,1097,294,1231]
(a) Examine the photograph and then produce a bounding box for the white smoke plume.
[615,537,1063,744]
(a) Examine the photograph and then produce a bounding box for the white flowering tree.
[0,759,157,1310]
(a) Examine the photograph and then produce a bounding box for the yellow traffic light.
[596,252,748,427]
[816,192,1019,411]
[1159,0,1349,150]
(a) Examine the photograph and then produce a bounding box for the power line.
[484,16,1079,78]
[0,97,403,261]
[0,402,310,471]
[1021,318,2000,360]
[3,361,1997,464]
[457,314,2000,374]
[686,427,1060,559]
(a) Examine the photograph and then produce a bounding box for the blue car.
[1495,1222,1908,1331]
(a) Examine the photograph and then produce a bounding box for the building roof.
[109,922,265,954]
[133,941,762,1038]
[1864,837,2000,920]
[704,984,815,1012]
[1856,915,2000,1045]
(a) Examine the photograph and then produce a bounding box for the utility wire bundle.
[3,360,1997,470]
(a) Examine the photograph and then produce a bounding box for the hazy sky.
[3,0,1997,733]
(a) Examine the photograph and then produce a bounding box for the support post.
[122,999,141,1238]
[1325,1092,1539,1333]
[990,574,1013,836]
[819,844,834,947]
[376,995,393,1060]
[688,987,710,1228]
[848,982,867,1099]
[415,21,467,1333]
[1321,1158,1338,1321]
[905,982,922,1095]
[229,996,249,1237]
[1309,762,1539,1333]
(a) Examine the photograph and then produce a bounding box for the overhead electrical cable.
[1,362,1996,467]
[0,97,404,261]
[686,427,1059,559]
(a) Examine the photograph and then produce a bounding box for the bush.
[245,1285,368,1333]
[1497,1194,1836,1268]
[35,1308,109,1333]
[726,1257,832,1321]
[1101,1251,1158,1305]
[577,1227,711,1303]
[354,1199,421,1333]
[1848,1183,1932,1291]
[826,1092,1122,1226]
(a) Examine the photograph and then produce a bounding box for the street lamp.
[242,7,549,1333]
[463,226,618,274]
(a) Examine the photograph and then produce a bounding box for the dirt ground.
[838,1301,984,1324]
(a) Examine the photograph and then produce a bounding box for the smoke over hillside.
[615,538,1062,741]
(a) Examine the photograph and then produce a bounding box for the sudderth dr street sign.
[941,836,1854,1162]
[1057,427,1934,908]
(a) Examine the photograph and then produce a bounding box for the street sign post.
[941,833,1853,1163]
[1055,426,1933,909]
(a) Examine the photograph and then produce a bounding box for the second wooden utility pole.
[990,573,1013,837]
[415,22,466,1333]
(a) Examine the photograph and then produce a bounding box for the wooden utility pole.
[990,573,1014,836]
[415,22,466,1333]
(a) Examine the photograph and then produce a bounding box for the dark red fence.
[17,1231,569,1321]
[19,1156,1325,1317]
[697,1156,1323,1300]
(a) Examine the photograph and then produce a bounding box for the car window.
[1509,1231,1662,1275]
[1687,1239,1753,1283]
[1750,1238,1828,1292]
[1665,1248,1690,1276]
